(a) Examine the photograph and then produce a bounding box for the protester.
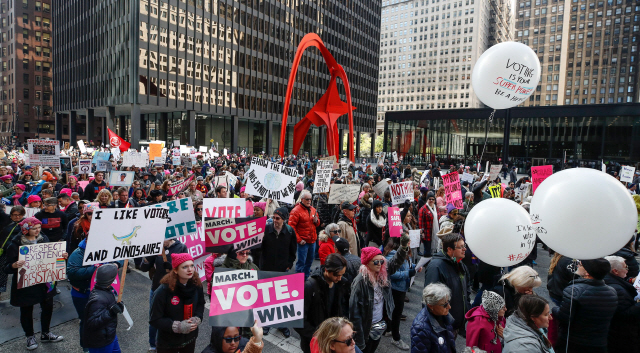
[258,207,296,272]
[220,246,259,271]
[383,237,415,350]
[612,236,639,280]
[491,266,542,318]
[410,283,456,353]
[604,255,640,353]
[67,202,94,256]
[318,223,339,265]
[27,194,42,208]
[96,189,114,208]
[289,190,321,279]
[84,171,107,201]
[34,197,68,242]
[58,190,78,219]
[202,322,264,353]
[12,183,27,205]
[465,290,506,352]
[366,200,386,248]
[0,205,25,292]
[311,317,363,353]
[503,295,554,353]
[546,253,577,306]
[417,191,439,257]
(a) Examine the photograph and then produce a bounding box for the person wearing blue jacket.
[67,237,124,352]
[383,237,415,351]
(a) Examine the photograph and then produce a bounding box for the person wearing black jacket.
[150,253,205,353]
[296,254,347,353]
[552,258,618,353]
[0,206,24,293]
[546,253,577,306]
[81,264,124,352]
[366,200,386,247]
[57,192,78,220]
[604,255,640,353]
[34,197,68,242]
[141,238,188,352]
[612,237,640,281]
[83,171,108,202]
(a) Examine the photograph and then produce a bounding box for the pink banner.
[388,207,402,238]
[204,216,266,253]
[178,222,208,281]
[168,175,194,196]
[442,171,463,209]
[531,165,553,194]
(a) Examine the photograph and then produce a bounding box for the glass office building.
[53,0,380,153]
[384,103,640,167]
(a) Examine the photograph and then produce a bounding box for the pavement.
[0,244,555,352]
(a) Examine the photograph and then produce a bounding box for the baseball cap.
[333,236,350,254]
[341,201,357,210]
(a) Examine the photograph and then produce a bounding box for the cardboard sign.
[108,171,135,187]
[409,229,421,248]
[621,166,636,183]
[461,172,474,184]
[313,160,333,194]
[340,158,349,178]
[389,181,413,205]
[78,140,87,154]
[442,172,463,209]
[177,223,207,281]
[531,165,553,194]
[245,157,297,204]
[17,241,67,288]
[168,175,194,197]
[327,184,361,204]
[148,142,163,161]
[388,207,402,238]
[82,207,169,265]
[60,156,72,172]
[209,269,304,328]
[78,159,92,174]
[489,164,502,181]
[96,160,110,172]
[92,151,111,164]
[27,139,61,167]
[122,151,149,168]
[204,216,267,253]
[148,199,198,239]
[489,185,502,198]
[373,179,390,198]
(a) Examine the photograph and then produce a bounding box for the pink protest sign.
[90,264,121,294]
[442,171,463,209]
[178,222,208,281]
[209,269,304,328]
[78,180,89,190]
[531,165,553,194]
[204,216,266,253]
[388,207,402,238]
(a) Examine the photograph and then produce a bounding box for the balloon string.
[479,109,496,171]
[565,259,578,352]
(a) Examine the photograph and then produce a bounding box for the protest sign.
[213,175,228,189]
[90,264,121,294]
[78,159,92,174]
[77,140,87,154]
[340,158,349,177]
[148,198,197,239]
[245,157,297,204]
[376,152,386,165]
[209,269,304,328]
[122,151,148,168]
[92,151,111,164]
[153,157,164,167]
[25,207,39,218]
[531,165,553,194]
[319,155,339,170]
[96,160,110,172]
[409,230,421,248]
[389,181,413,205]
[177,224,207,281]
[181,155,193,168]
[461,172,474,184]
[82,207,169,265]
[388,207,402,238]
[373,179,390,198]
[111,148,121,162]
[109,171,135,187]
[168,175,195,196]
[313,160,333,194]
[489,164,502,181]
[621,165,636,183]
[204,216,267,253]
[172,157,181,165]
[148,142,163,161]
[60,156,72,172]
[202,198,252,219]
[27,139,60,167]
[392,151,398,162]
[327,184,361,204]
[515,183,532,202]
[225,171,238,187]
[489,185,502,198]
[17,241,67,288]
[442,171,463,209]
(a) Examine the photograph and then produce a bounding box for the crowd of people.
[0,146,638,353]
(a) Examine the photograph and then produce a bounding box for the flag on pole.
[107,128,131,152]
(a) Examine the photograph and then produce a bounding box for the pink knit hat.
[59,188,72,197]
[361,247,383,265]
[19,217,42,235]
[171,253,194,269]
[27,195,41,204]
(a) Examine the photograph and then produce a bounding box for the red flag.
[107,128,131,152]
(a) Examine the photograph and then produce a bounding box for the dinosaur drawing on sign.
[112,226,141,245]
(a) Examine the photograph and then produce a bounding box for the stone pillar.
[55,112,63,141]
[105,106,115,144]
[86,109,94,144]
[266,120,273,155]
[69,111,77,146]
[231,115,239,153]
[188,110,196,146]
[338,129,344,156]
[131,104,141,150]
[355,131,361,159]
[371,133,376,157]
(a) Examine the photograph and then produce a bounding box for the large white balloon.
[471,42,541,109]
[530,168,637,260]
[464,198,535,267]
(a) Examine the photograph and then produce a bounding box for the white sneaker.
[391,339,410,350]
[26,336,38,351]
[383,331,392,337]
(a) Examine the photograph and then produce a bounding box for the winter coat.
[3,233,52,307]
[259,223,297,272]
[296,266,346,339]
[551,278,618,350]
[490,280,521,318]
[503,314,554,353]
[312,193,331,227]
[62,202,79,221]
[436,196,447,219]
[338,213,359,256]
[204,254,216,296]
[149,281,205,349]
[139,240,188,291]
[349,246,408,349]
[612,247,640,280]
[465,305,505,353]
[547,255,577,302]
[424,250,470,331]
[288,203,320,243]
[410,307,456,353]
[604,273,640,353]
[67,239,124,295]
[386,250,411,292]
[83,180,107,202]
[34,209,68,242]
[81,285,118,348]
[343,253,361,289]
[366,207,386,247]
[220,255,259,271]
[357,197,372,232]
[317,230,335,265]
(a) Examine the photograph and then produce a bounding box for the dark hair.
[324,253,347,274]
[10,205,25,216]
[383,237,400,257]
[215,185,227,194]
[515,295,552,348]
[95,171,105,177]
[442,233,464,252]
[117,187,128,194]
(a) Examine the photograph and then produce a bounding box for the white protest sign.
[214,175,228,188]
[202,198,251,219]
[199,146,208,153]
[25,207,39,218]
[340,158,349,178]
[154,157,164,167]
[27,139,61,167]
[77,140,87,154]
[172,157,181,165]
[327,184,361,204]
[621,166,635,183]
[96,160,110,172]
[225,171,238,187]
[122,151,149,168]
[461,172,475,184]
[377,152,386,165]
[245,157,297,204]
[82,207,169,265]
[409,230,421,249]
[373,179,390,198]
[389,181,413,205]
[489,164,502,181]
[148,199,197,239]
[18,241,67,288]
[313,160,333,194]
[79,159,92,174]
[392,151,398,162]
[110,148,121,162]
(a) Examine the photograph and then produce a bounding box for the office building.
[376,0,514,134]
[53,0,381,154]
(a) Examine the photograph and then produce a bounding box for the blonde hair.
[314,317,353,353]
[95,189,113,206]
[501,266,542,289]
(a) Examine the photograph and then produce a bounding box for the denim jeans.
[295,242,316,280]
[89,336,121,353]
[149,289,157,349]
[72,294,90,347]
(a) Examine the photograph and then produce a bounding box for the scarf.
[12,192,22,205]
[20,234,43,245]
[79,218,91,235]
[369,211,386,228]
[481,290,506,344]
[426,203,439,252]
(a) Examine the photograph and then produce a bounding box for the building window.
[23,122,29,133]
[22,0,28,9]
[35,91,40,100]
[22,29,28,39]
[23,14,28,24]
[42,48,49,57]
[35,16,40,26]
[35,75,41,85]
[35,31,40,41]
[22,44,28,56]
[23,89,29,99]
[23,59,29,69]
[43,3,49,12]
[23,74,28,84]
[35,46,41,56]
[35,61,41,71]
[42,33,49,45]
[35,1,41,11]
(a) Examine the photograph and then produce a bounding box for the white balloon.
[530,168,637,260]
[464,198,535,267]
[471,42,541,109]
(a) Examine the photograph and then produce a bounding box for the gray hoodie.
[503,314,554,353]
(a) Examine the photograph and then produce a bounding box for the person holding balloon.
[490,266,542,318]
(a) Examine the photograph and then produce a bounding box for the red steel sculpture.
[278,33,356,162]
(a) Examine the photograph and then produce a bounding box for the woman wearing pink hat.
[12,183,27,206]
[150,253,205,353]
[27,195,42,209]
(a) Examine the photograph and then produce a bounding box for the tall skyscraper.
[376,0,514,134]
[516,0,640,107]
[53,0,381,154]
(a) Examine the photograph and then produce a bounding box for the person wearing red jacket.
[317,224,339,265]
[289,190,321,279]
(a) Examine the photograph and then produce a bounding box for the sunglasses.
[334,333,356,346]
[197,208,203,211]
[272,216,282,221]
[223,336,241,344]
[85,212,93,216]
[330,229,342,233]
[438,301,451,308]
[372,259,384,266]
[237,251,251,256]
[302,198,312,201]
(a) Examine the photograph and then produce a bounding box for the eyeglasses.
[237,251,251,256]
[85,212,93,216]
[222,336,241,344]
[330,230,342,234]
[372,259,384,265]
[455,244,467,250]
[334,333,356,346]
[302,198,312,201]
[272,216,282,221]
[197,208,203,211]
[438,301,451,308]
